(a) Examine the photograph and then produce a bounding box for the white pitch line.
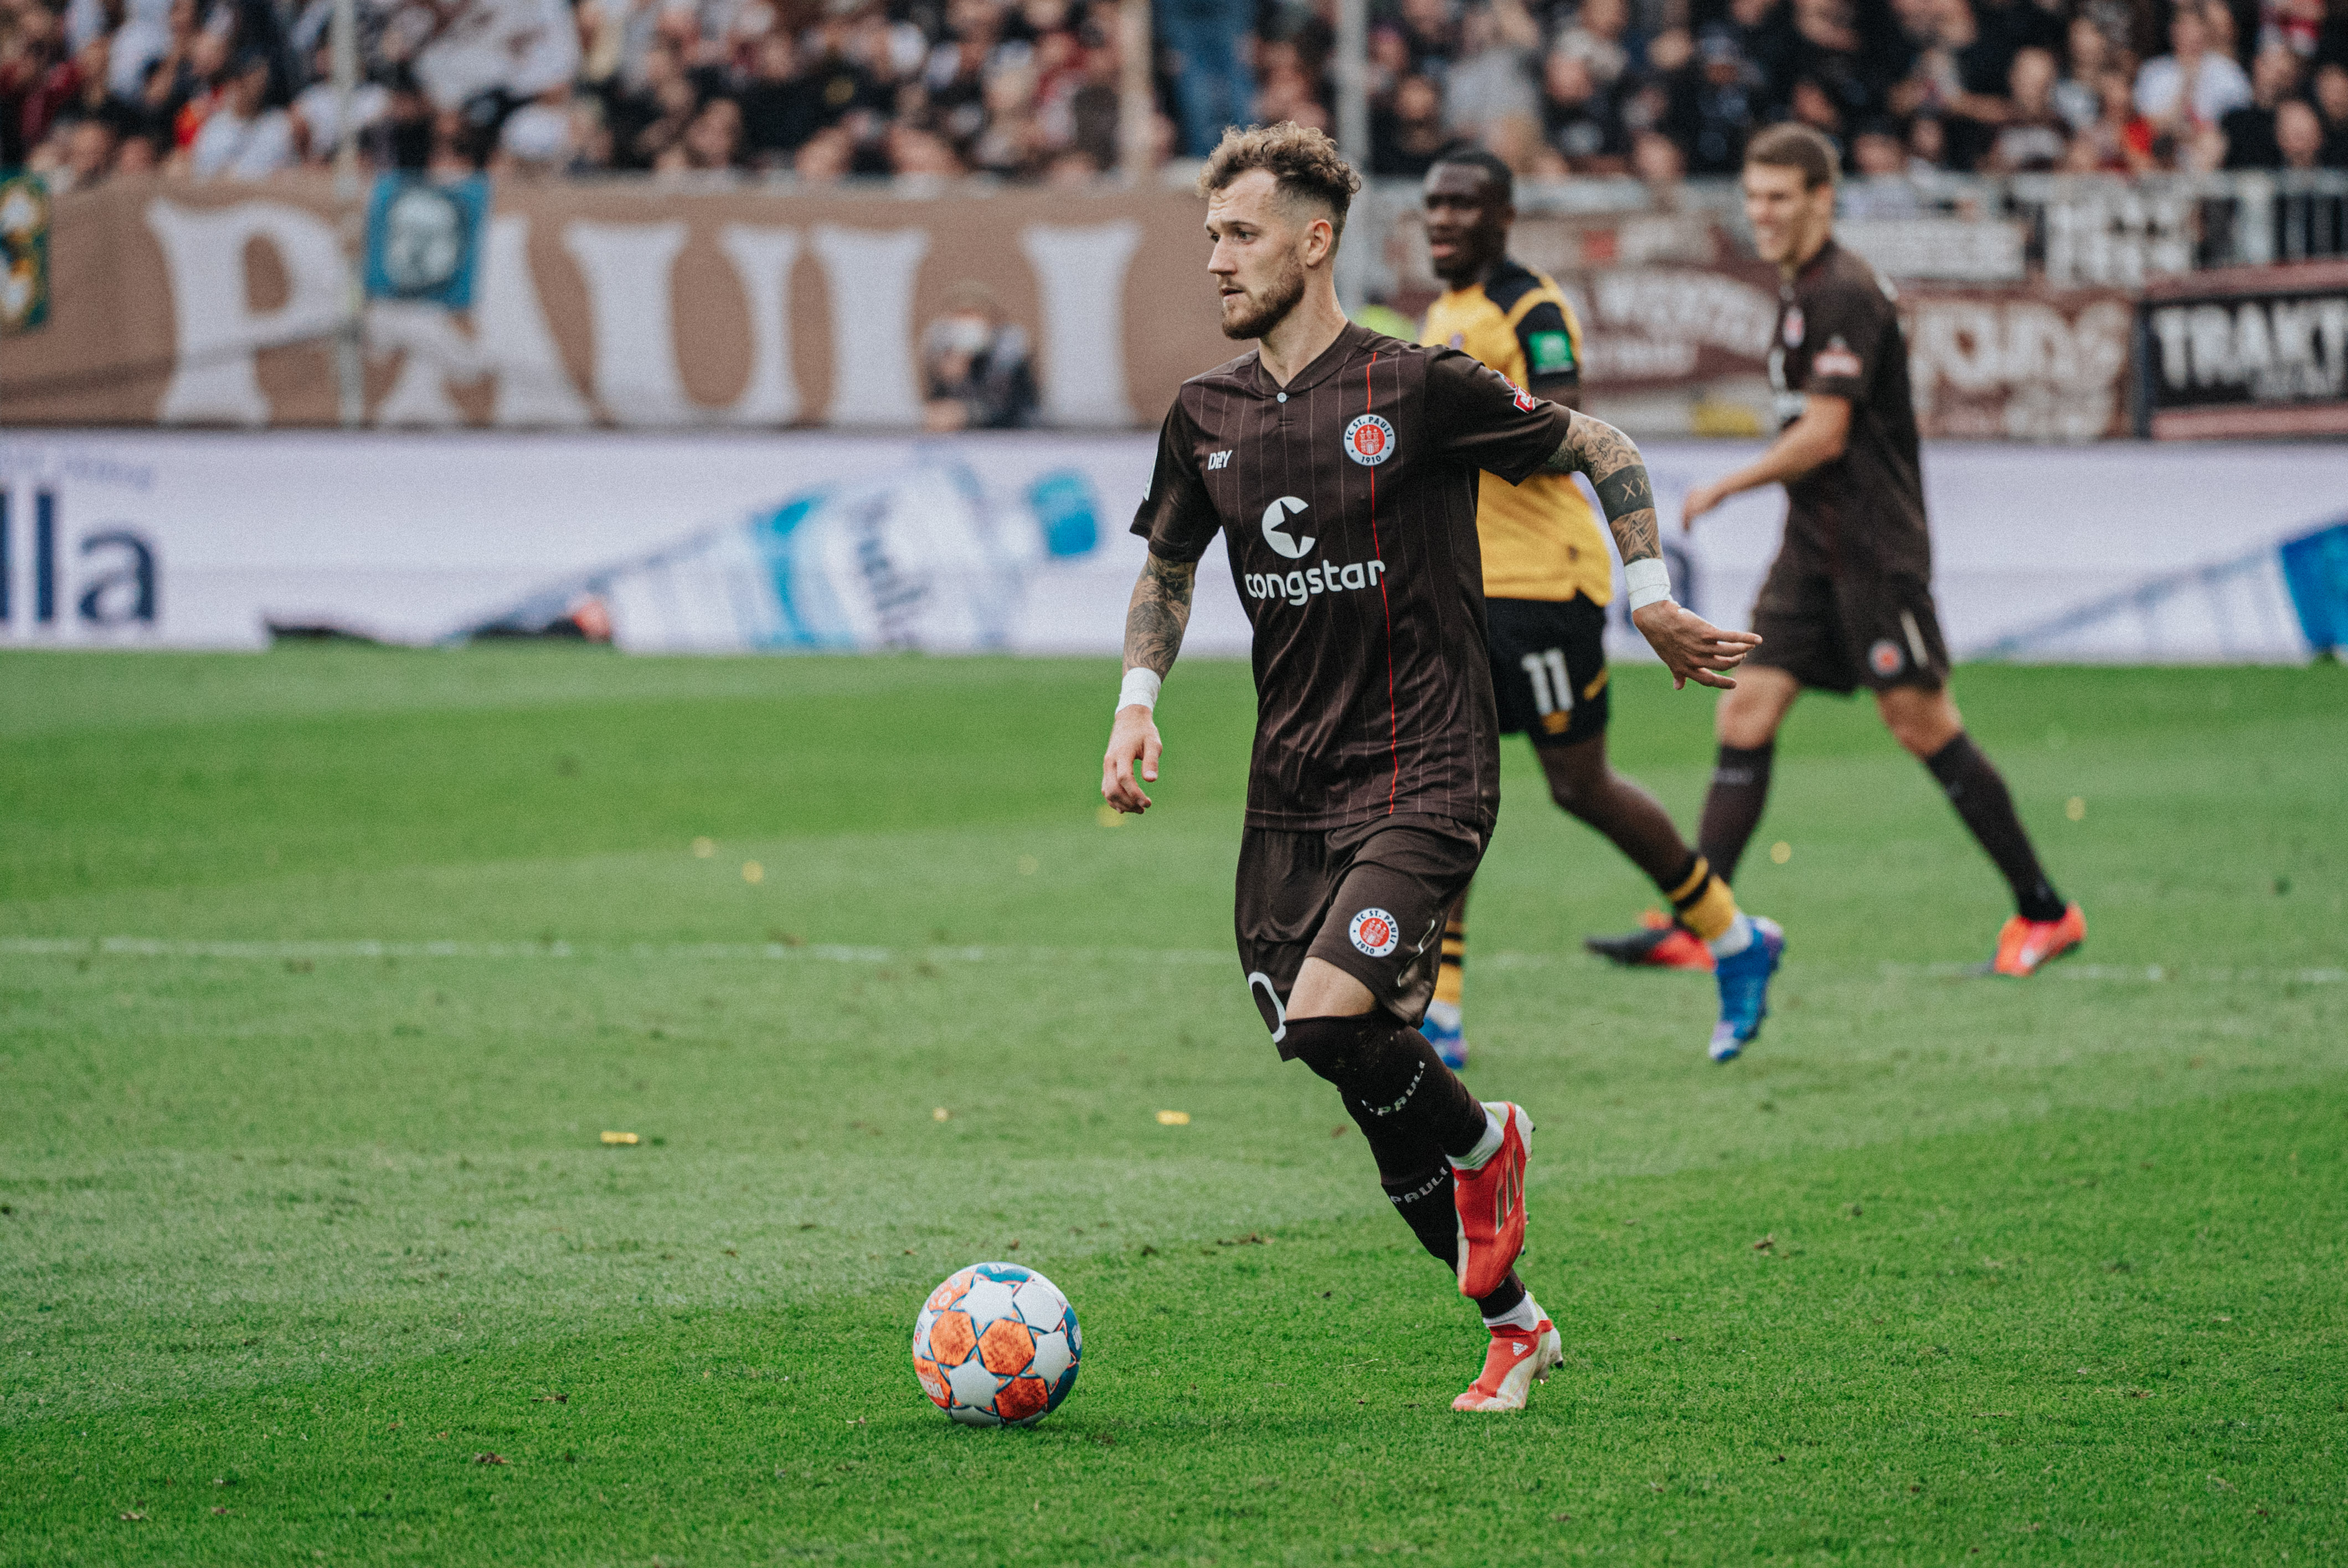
[0,936,2339,987]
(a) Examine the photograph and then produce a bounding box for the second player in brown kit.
[1098,124,1759,1412]
[1662,122,2086,977]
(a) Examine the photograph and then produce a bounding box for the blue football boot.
[1708,916,1784,1063]
[1420,1000,1469,1069]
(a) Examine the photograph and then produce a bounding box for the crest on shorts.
[1782,305,1805,348]
[1868,638,1904,678]
[1348,907,1400,957]
[1344,413,1396,466]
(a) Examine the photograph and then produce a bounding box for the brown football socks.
[1697,741,1775,885]
[1925,733,2067,922]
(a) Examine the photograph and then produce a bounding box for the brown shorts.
[1748,549,1951,695]
[1234,814,1486,1057]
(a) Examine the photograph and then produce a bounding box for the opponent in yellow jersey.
[1414,150,1778,1071]
[1423,261,1613,609]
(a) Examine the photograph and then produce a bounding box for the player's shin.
[1283,1013,1487,1160]
[1697,741,1775,885]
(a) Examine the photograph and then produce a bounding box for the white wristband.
[1624,558,1673,611]
[1117,667,1162,713]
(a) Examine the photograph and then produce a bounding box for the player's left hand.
[1631,600,1761,690]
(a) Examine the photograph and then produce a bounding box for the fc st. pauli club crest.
[1344,413,1396,466]
[1349,907,1400,957]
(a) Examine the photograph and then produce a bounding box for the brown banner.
[4,179,2139,439]
[0,174,1234,430]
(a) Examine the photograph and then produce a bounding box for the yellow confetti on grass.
[2067,797,2087,821]
[1770,842,1793,865]
[1156,1110,1191,1126]
[692,837,715,858]
[600,1131,640,1146]
[1096,804,1125,828]
[933,1107,951,1122]
[742,860,765,884]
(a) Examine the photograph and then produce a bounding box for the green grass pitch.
[3,647,2344,1566]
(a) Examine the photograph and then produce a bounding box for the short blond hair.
[1196,122,1363,245]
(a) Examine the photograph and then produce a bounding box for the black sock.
[1285,1014,1488,1161]
[1697,741,1775,885]
[1925,733,2066,921]
[1380,1162,1526,1320]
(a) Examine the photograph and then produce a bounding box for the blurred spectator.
[2274,94,2324,165]
[1664,12,1769,173]
[921,282,1036,430]
[1371,69,1450,173]
[290,40,387,163]
[2064,65,2156,169]
[2134,2,2252,133]
[190,50,291,179]
[2217,43,2301,166]
[1446,0,1541,149]
[0,0,2325,198]
[2315,61,2348,159]
[1985,45,2071,169]
[1841,119,1928,210]
[1157,0,1255,154]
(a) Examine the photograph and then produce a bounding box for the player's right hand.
[1101,705,1162,813]
[1631,600,1762,690]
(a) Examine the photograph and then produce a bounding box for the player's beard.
[1219,251,1307,341]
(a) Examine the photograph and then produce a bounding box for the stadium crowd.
[7,0,2348,191]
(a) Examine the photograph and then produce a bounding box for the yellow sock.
[1667,854,1741,943]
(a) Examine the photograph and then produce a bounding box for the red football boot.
[1583,910,1714,972]
[1451,1317,1563,1411]
[1991,903,2086,976]
[1451,1101,1531,1298]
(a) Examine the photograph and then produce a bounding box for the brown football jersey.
[1131,323,1571,834]
[1770,239,1933,579]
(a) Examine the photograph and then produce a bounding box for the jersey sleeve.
[1423,347,1573,487]
[1127,394,1221,561]
[1799,274,1889,403]
[1514,300,1580,397]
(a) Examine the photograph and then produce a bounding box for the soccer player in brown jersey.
[1097,123,1760,1411]
[1665,123,2085,976]
[1418,148,1783,1069]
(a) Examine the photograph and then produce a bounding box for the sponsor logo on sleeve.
[1868,638,1904,678]
[1349,908,1400,957]
[1500,373,1539,412]
[1527,329,1575,376]
[1814,336,1863,379]
[1343,413,1396,466]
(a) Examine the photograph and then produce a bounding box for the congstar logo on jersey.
[1242,497,1391,607]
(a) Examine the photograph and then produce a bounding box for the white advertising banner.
[0,431,2341,663]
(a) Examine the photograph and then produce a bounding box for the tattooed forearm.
[1544,409,1661,564]
[1124,552,1196,677]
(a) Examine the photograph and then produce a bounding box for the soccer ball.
[911,1262,1081,1427]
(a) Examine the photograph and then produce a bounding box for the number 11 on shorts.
[1520,648,1572,717]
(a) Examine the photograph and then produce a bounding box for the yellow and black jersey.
[1422,259,1611,606]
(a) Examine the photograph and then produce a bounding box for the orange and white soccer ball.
[911,1262,1082,1427]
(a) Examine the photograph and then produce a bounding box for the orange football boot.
[1584,909,1714,971]
[1451,1318,1563,1411]
[1991,903,2086,976]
